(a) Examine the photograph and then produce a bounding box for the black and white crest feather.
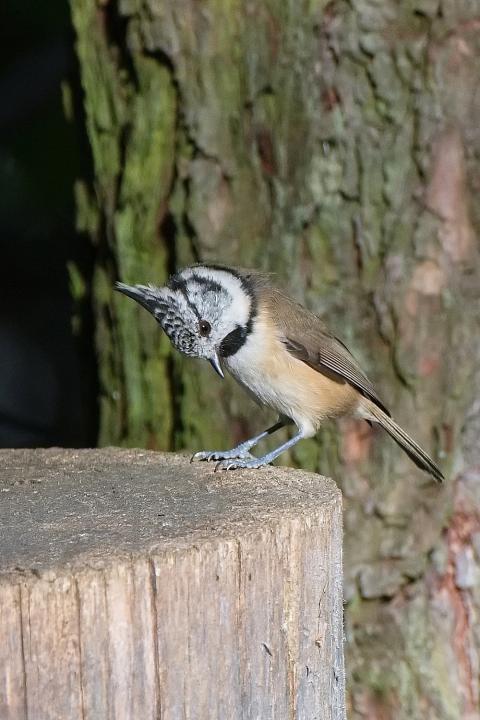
[115,265,257,361]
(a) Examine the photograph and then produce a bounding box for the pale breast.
[224,310,359,435]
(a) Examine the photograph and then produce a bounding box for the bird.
[115,263,444,481]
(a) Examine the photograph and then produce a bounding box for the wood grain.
[0,449,345,719]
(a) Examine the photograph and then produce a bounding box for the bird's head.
[115,264,256,377]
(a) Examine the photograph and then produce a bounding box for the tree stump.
[0,449,345,720]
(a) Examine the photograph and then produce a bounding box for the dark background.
[0,0,97,447]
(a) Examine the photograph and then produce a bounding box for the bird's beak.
[209,352,224,379]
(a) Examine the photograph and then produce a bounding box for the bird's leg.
[215,429,306,471]
[191,420,286,463]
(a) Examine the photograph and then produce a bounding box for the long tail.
[359,398,444,483]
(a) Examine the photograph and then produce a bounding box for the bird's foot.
[191,448,255,463]
[214,457,269,472]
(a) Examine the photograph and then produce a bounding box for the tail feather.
[359,399,444,483]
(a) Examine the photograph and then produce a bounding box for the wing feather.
[259,286,390,416]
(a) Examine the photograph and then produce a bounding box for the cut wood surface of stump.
[0,448,345,720]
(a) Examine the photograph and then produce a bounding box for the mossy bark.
[71,0,480,716]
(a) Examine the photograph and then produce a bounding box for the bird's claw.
[191,449,255,463]
[214,457,268,472]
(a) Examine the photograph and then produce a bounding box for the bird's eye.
[199,319,211,337]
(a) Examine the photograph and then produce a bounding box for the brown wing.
[261,287,390,416]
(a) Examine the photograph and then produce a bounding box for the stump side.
[0,449,345,720]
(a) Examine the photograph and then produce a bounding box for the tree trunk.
[0,449,345,720]
[71,0,480,717]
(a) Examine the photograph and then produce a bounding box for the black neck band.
[219,325,248,357]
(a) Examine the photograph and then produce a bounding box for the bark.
[71,0,480,717]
